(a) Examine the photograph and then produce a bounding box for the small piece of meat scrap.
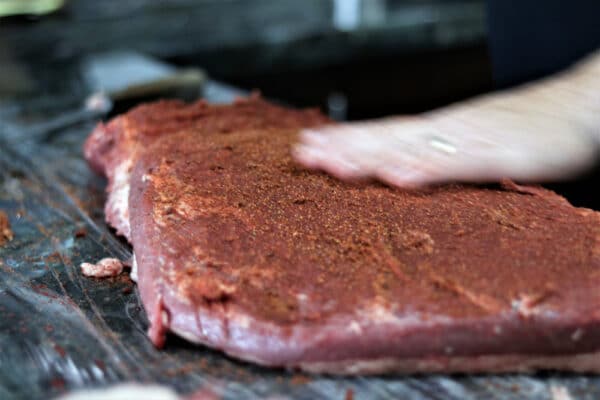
[0,211,14,246]
[80,258,124,278]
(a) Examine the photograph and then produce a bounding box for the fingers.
[294,143,363,180]
[293,114,597,189]
[294,120,453,188]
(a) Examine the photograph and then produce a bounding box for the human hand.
[293,110,598,188]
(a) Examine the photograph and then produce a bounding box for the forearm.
[427,50,600,144]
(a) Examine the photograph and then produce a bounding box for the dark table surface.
[1,70,600,400]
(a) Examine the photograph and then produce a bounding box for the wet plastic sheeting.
[1,92,600,400]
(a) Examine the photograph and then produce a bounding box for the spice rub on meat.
[85,97,600,374]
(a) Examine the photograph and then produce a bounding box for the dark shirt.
[486,0,600,88]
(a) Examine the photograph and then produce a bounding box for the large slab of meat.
[84,96,600,374]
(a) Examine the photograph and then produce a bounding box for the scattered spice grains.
[74,227,87,238]
[345,388,354,400]
[0,211,14,246]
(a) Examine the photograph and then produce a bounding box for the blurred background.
[0,0,490,119]
[0,0,598,208]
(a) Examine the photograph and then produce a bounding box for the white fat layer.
[130,253,138,282]
[107,159,133,238]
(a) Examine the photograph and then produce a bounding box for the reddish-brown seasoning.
[133,106,600,322]
[53,344,66,358]
[74,227,87,238]
[50,378,65,390]
[345,388,354,400]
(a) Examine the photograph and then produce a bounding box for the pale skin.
[294,51,600,188]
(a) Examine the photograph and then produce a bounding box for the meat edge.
[131,212,600,375]
[140,273,600,374]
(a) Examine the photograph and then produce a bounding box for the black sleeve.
[486,0,600,88]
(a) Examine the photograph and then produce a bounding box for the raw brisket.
[84,97,600,374]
